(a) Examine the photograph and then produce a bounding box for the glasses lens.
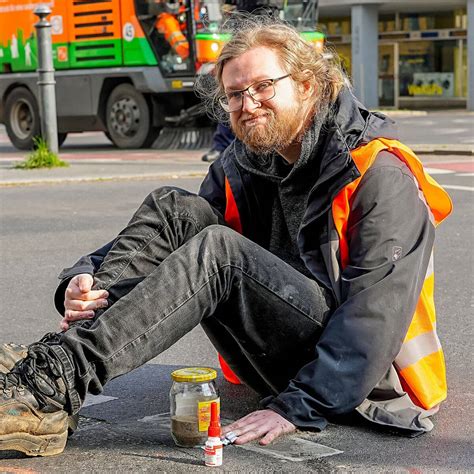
[249,80,275,102]
[219,79,277,113]
[219,96,230,112]
[219,94,240,113]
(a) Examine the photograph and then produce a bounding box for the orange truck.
[0,0,324,149]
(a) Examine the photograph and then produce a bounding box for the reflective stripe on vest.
[331,138,452,409]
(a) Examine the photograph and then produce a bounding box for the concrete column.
[468,0,474,111]
[351,4,379,109]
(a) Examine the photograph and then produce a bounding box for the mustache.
[238,111,272,125]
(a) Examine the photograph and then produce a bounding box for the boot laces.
[39,332,63,345]
[1,371,26,397]
[1,345,65,409]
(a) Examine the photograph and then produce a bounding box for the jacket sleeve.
[198,158,226,218]
[54,240,114,316]
[264,158,435,429]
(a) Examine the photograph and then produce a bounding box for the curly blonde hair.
[195,14,346,123]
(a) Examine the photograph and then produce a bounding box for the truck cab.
[0,0,321,149]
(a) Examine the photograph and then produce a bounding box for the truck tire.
[5,87,40,150]
[105,84,158,149]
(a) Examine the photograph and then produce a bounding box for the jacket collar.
[220,87,399,227]
[300,88,399,225]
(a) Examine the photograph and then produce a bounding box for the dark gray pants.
[58,187,333,414]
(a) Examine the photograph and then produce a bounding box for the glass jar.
[170,367,219,447]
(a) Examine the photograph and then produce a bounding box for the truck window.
[135,0,196,75]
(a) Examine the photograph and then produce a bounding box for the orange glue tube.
[204,401,223,467]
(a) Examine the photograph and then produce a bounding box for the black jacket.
[56,89,436,432]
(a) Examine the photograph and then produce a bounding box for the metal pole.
[34,5,58,153]
[467,0,474,111]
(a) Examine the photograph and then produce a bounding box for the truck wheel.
[5,87,40,150]
[105,84,157,149]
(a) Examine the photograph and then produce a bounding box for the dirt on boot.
[1,343,73,456]
[0,372,69,456]
[0,341,79,437]
[0,343,28,372]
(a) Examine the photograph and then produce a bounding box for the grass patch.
[15,137,69,169]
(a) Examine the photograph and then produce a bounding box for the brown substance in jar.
[171,415,207,447]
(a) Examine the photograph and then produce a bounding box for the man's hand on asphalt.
[61,274,108,330]
[222,409,296,446]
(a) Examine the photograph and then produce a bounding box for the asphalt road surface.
[0,163,472,472]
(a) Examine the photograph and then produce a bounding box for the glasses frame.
[218,74,291,113]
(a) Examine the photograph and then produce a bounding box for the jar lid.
[171,367,217,383]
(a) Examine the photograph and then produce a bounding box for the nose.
[241,91,261,113]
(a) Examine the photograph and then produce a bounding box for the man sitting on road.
[0,17,452,457]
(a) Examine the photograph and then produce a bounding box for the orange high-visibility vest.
[331,138,452,409]
[220,138,452,407]
[156,13,189,60]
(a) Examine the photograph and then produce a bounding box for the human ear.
[299,69,315,100]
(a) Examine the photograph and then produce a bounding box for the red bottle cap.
[208,401,221,438]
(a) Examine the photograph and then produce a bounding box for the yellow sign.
[408,83,443,96]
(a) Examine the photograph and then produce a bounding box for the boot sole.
[0,430,67,457]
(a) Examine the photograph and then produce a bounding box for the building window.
[399,11,455,31]
[399,40,465,98]
[378,14,396,33]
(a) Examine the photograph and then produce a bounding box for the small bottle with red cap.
[204,401,223,467]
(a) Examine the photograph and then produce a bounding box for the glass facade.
[319,8,468,107]
[399,40,461,98]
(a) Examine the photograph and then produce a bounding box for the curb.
[0,171,208,187]
[410,144,474,156]
[0,145,472,187]
[372,110,428,116]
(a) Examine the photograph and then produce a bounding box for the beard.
[230,102,306,155]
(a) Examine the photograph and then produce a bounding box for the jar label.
[197,398,220,432]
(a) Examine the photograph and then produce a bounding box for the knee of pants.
[197,224,246,262]
[144,186,220,226]
[145,186,193,204]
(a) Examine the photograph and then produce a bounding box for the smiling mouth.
[243,115,268,127]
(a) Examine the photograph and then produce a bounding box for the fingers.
[65,296,109,312]
[258,419,292,446]
[66,286,109,302]
[74,273,94,293]
[61,274,109,331]
[61,299,108,330]
[222,410,296,446]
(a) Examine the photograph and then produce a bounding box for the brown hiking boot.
[0,343,70,456]
[0,340,79,436]
[0,343,28,372]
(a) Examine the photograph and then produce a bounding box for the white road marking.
[83,394,118,407]
[401,120,435,126]
[438,128,470,135]
[425,168,455,175]
[138,413,170,423]
[452,118,474,124]
[457,173,474,177]
[442,184,474,192]
[239,437,343,462]
[138,413,342,461]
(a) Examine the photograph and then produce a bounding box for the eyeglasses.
[218,74,291,113]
